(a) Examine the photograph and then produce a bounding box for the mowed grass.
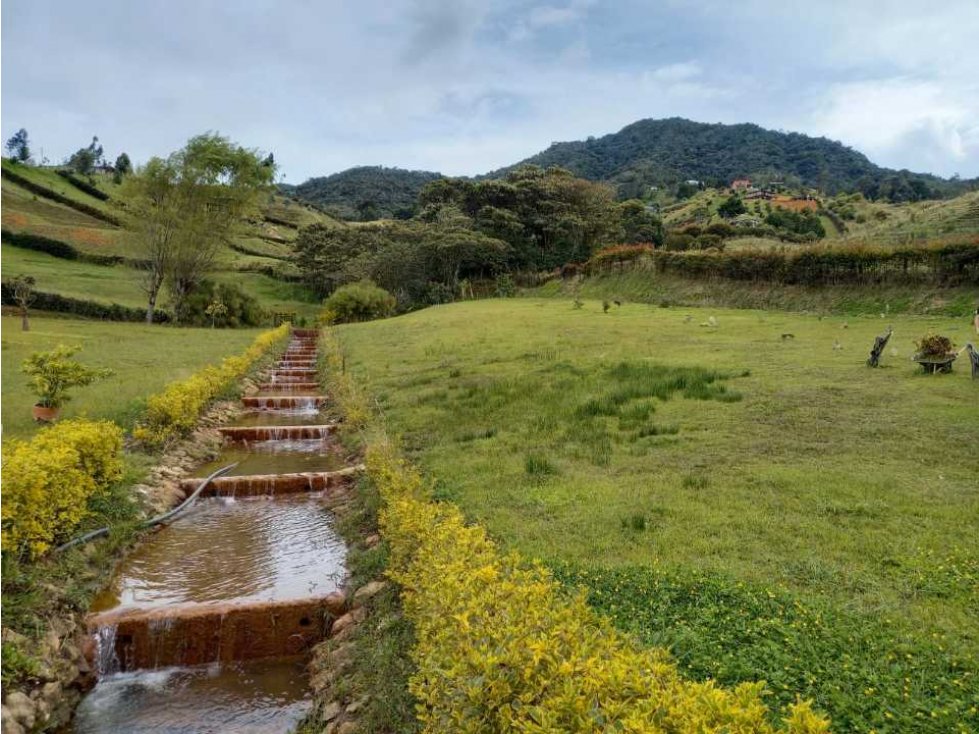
[1,315,263,439]
[2,243,146,307]
[335,298,979,732]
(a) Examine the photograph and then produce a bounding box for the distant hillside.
[291,166,442,220]
[487,118,975,201]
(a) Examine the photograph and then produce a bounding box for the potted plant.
[22,344,113,422]
[913,333,957,374]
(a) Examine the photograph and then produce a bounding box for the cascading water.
[72,332,352,733]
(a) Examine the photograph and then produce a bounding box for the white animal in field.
[833,340,842,351]
[708,316,717,327]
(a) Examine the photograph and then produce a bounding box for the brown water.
[71,658,311,733]
[75,335,342,733]
[195,442,348,477]
[90,495,346,613]
[228,409,327,427]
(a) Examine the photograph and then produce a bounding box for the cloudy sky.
[3,0,978,183]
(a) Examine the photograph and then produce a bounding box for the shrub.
[1,419,124,558]
[914,333,954,359]
[21,344,113,408]
[1,229,126,265]
[133,324,289,446]
[321,330,830,733]
[663,232,695,251]
[0,281,170,322]
[178,280,265,328]
[55,170,111,201]
[323,280,396,323]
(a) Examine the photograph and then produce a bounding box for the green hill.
[486,117,977,201]
[0,159,342,321]
[289,165,443,220]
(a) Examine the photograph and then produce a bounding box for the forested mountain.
[486,118,975,201]
[291,166,442,220]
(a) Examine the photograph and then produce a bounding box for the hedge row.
[55,170,111,201]
[227,240,291,261]
[0,282,170,323]
[1,166,123,226]
[587,241,979,286]
[1,419,124,559]
[321,330,830,733]
[133,324,289,446]
[2,229,126,265]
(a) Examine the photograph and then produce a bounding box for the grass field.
[336,298,979,732]
[536,270,979,317]
[1,315,264,439]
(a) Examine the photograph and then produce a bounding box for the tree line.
[293,166,664,308]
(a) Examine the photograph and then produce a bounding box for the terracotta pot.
[32,404,61,423]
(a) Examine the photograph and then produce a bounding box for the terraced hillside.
[1,159,343,320]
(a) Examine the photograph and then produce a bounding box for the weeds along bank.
[535,240,979,316]
[321,328,830,733]
[326,300,978,732]
[0,324,289,727]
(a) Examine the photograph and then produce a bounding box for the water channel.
[71,331,347,733]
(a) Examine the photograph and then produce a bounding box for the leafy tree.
[115,152,132,174]
[294,166,442,220]
[68,136,106,176]
[322,280,396,323]
[717,194,747,219]
[9,275,36,331]
[5,128,31,163]
[121,133,275,323]
[618,199,664,244]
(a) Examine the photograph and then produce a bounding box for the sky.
[3,0,979,183]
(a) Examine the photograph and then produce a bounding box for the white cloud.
[812,78,979,175]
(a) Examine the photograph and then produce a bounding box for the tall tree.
[122,133,275,323]
[5,129,31,163]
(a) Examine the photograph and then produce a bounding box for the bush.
[1,419,124,558]
[0,281,169,322]
[55,170,111,201]
[1,229,125,265]
[21,344,113,408]
[321,330,830,733]
[133,324,289,446]
[914,333,954,359]
[663,232,695,251]
[323,280,396,323]
[178,280,265,328]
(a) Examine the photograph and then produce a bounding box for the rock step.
[257,382,321,391]
[271,369,318,377]
[241,395,325,409]
[86,597,341,671]
[182,467,360,497]
[219,424,337,441]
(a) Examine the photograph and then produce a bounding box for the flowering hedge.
[321,329,831,733]
[2,419,124,558]
[134,324,289,446]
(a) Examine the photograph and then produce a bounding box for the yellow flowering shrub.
[322,328,831,733]
[134,324,289,446]
[1,419,124,558]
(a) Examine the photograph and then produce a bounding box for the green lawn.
[336,298,979,732]
[2,243,146,307]
[1,315,264,439]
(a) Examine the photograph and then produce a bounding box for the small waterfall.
[94,623,120,677]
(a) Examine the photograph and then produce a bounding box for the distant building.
[731,178,752,191]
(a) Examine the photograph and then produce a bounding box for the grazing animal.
[781,333,795,340]
[708,316,718,327]
[614,300,622,307]
[842,322,849,329]
[833,339,842,351]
